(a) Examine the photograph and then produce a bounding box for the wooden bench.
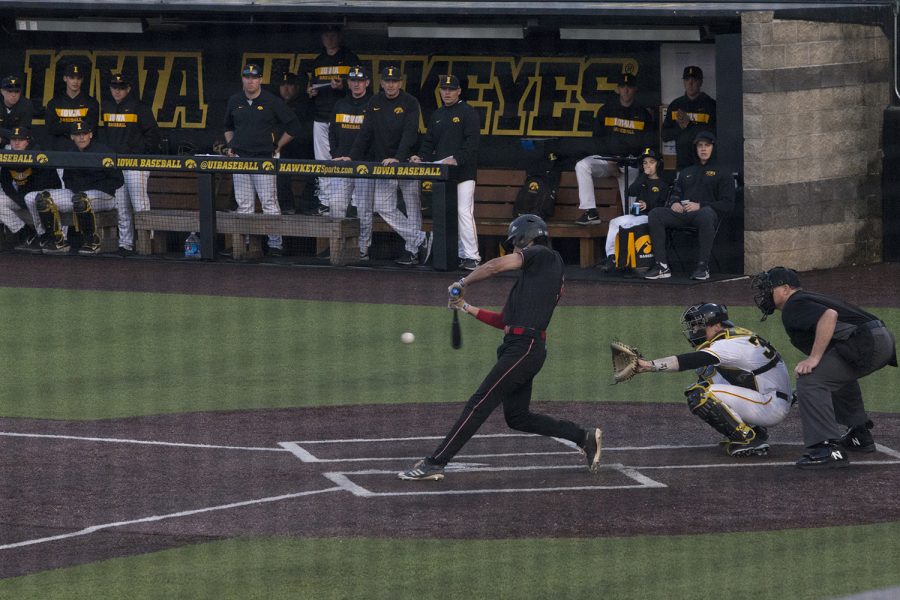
[374,169,623,268]
[2,205,118,253]
[216,213,359,265]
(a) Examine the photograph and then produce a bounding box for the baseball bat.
[450,287,463,349]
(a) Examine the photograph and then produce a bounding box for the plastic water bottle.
[184,232,200,259]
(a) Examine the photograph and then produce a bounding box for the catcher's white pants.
[332,177,374,253]
[115,170,150,251]
[24,189,115,235]
[232,172,282,249]
[710,384,792,428]
[457,179,480,261]
[604,213,648,258]
[312,121,335,207]
[375,178,425,253]
[575,156,636,214]
[0,191,27,233]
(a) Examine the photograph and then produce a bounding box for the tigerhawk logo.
[528,181,540,192]
[185,159,197,169]
[36,154,48,164]
[262,161,275,171]
[635,234,652,255]
[102,157,115,168]
[452,116,461,123]
[356,164,369,175]
[421,180,432,191]
[394,107,404,114]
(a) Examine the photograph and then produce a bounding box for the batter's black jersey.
[626,173,672,215]
[418,100,480,182]
[45,92,99,150]
[329,92,371,157]
[62,141,124,196]
[224,89,302,158]
[781,291,881,356]
[0,144,60,205]
[502,244,565,331]
[662,92,717,170]
[591,100,656,157]
[100,94,161,154]
[349,91,420,162]
[0,100,34,144]
[309,47,361,122]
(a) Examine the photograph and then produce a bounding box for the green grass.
[1,288,898,419]
[2,523,899,599]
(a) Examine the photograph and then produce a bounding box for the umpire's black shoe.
[398,458,445,481]
[795,443,850,470]
[582,428,603,473]
[839,420,876,453]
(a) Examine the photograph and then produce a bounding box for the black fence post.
[197,172,216,260]
[430,180,458,272]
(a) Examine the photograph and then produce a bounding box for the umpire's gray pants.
[796,326,896,447]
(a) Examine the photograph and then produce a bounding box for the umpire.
[398,214,602,481]
[752,267,897,469]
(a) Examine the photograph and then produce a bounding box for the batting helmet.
[750,267,801,320]
[506,214,548,249]
[681,302,734,347]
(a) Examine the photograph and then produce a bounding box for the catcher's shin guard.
[36,191,64,244]
[685,384,755,443]
[73,192,101,250]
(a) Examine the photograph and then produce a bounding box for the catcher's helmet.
[750,266,801,320]
[506,214,548,249]
[681,302,734,347]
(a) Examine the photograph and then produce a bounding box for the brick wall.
[741,11,889,273]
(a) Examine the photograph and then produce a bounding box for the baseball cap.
[321,24,342,33]
[438,74,460,89]
[693,130,716,145]
[347,66,369,80]
[1,75,22,91]
[64,63,86,78]
[279,72,299,85]
[639,147,661,162]
[618,73,637,87]
[683,65,703,80]
[70,121,93,135]
[9,126,31,140]
[380,66,402,81]
[241,63,262,78]
[766,266,801,288]
[109,73,130,88]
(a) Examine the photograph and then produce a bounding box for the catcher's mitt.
[610,340,642,383]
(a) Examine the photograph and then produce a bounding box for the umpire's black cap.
[70,120,93,135]
[1,75,22,91]
[766,266,801,288]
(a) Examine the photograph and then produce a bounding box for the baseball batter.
[633,302,792,456]
[398,214,602,481]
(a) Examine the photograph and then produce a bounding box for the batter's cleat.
[643,263,671,280]
[838,420,876,453]
[582,428,603,473]
[795,442,850,470]
[42,236,70,255]
[398,458,445,481]
[575,209,600,225]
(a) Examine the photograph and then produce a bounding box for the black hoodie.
[668,132,733,217]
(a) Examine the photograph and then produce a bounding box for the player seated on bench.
[630,302,793,457]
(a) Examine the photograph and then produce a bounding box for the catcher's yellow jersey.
[697,327,791,396]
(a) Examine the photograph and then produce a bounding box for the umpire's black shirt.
[418,100,480,182]
[503,244,565,332]
[224,89,301,158]
[782,291,880,356]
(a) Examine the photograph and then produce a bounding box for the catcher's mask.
[681,302,734,347]
[506,214,548,250]
[750,266,801,321]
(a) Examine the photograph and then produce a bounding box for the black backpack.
[513,154,561,220]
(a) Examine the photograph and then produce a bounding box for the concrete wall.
[741,12,890,274]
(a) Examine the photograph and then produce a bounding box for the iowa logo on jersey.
[394,107,404,114]
[706,170,716,176]
[452,116,461,123]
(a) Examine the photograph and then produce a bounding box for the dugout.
[0,0,895,274]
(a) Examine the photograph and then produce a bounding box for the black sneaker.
[582,428,603,473]
[643,263,671,280]
[15,234,45,254]
[598,255,616,272]
[395,250,417,266]
[795,442,850,469]
[691,262,710,281]
[42,236,70,255]
[314,203,330,216]
[417,231,433,265]
[726,427,770,457]
[838,420,875,453]
[116,246,135,258]
[575,209,600,226]
[398,458,445,481]
[78,237,102,255]
[459,258,479,271]
[268,246,283,258]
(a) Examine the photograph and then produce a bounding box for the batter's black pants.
[647,205,718,266]
[429,335,586,465]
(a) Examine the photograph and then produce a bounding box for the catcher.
[612,302,792,456]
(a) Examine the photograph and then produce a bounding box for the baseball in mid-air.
[401,332,415,344]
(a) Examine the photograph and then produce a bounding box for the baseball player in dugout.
[328,65,374,259]
[275,71,316,215]
[662,66,717,171]
[0,127,59,250]
[1,75,34,147]
[307,24,361,213]
[101,73,161,257]
[45,63,99,151]
[574,72,655,225]
[342,65,432,266]
[224,63,302,257]
[752,267,898,469]
[23,120,123,255]
[411,74,482,271]
[398,214,602,481]
[644,130,733,281]
[631,302,792,457]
